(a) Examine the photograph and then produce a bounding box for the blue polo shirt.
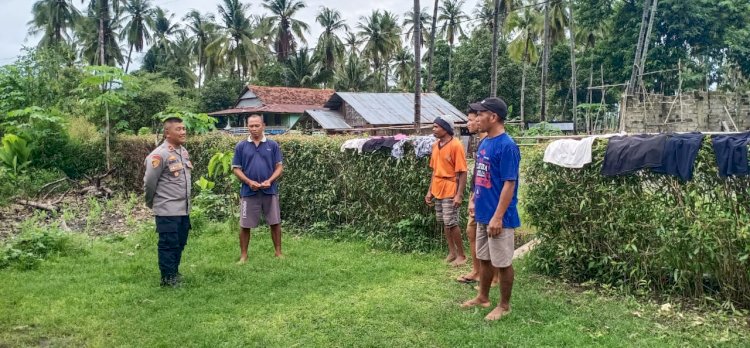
[473,133,521,228]
[232,137,283,197]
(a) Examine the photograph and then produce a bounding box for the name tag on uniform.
[167,155,183,175]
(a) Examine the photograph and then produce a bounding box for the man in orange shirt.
[425,117,468,266]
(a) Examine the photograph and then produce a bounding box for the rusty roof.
[246,85,335,106]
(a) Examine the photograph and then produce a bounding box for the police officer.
[143,117,193,287]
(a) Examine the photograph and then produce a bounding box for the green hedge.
[113,133,469,253]
[524,139,750,307]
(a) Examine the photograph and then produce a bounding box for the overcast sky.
[0,0,482,68]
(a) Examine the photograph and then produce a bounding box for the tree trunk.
[125,44,134,73]
[197,37,204,89]
[414,0,422,134]
[448,42,453,97]
[521,37,529,124]
[99,1,107,66]
[540,3,550,122]
[490,0,500,97]
[426,0,439,92]
[105,103,111,171]
[587,65,593,134]
[628,0,652,95]
[569,0,578,133]
[638,0,658,88]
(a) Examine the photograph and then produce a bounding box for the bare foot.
[236,257,248,265]
[484,306,511,321]
[451,256,467,267]
[444,254,457,263]
[460,298,491,308]
[274,253,284,258]
[456,273,479,283]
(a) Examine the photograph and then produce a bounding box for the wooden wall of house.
[342,101,369,127]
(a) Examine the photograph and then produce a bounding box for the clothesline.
[542,131,750,180]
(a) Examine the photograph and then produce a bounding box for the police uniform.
[143,142,193,286]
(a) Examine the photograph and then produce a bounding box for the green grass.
[0,223,747,347]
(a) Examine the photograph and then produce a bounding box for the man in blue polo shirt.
[460,97,520,321]
[232,115,284,262]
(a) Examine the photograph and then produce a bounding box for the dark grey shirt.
[143,142,192,216]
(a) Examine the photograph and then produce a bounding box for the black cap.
[469,97,508,120]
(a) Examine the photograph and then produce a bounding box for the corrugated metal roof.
[325,92,467,126]
[305,109,352,129]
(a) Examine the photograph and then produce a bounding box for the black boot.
[160,275,180,288]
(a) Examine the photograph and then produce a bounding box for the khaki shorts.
[240,194,281,229]
[476,223,514,268]
[435,198,458,227]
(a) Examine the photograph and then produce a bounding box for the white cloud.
[1,0,482,68]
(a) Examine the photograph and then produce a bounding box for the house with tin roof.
[296,92,468,135]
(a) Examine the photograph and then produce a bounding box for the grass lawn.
[1,223,747,347]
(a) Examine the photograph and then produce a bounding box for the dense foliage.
[525,139,750,308]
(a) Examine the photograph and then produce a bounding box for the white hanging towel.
[340,138,370,154]
[543,136,598,168]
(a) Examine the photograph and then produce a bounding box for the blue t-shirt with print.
[232,138,283,197]
[473,133,521,228]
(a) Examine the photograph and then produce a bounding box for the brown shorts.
[240,194,281,229]
[476,224,514,268]
[435,197,459,227]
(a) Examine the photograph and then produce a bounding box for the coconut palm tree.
[474,0,495,31]
[76,3,124,66]
[426,0,439,92]
[358,10,401,92]
[120,0,154,73]
[343,31,363,55]
[539,0,568,120]
[184,10,215,87]
[391,47,415,91]
[206,0,261,79]
[285,48,321,87]
[28,0,82,48]
[438,0,468,83]
[262,0,309,62]
[507,6,542,122]
[81,0,126,66]
[403,7,432,48]
[335,53,374,92]
[315,7,348,83]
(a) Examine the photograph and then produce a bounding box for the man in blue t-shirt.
[460,97,521,321]
[232,115,284,262]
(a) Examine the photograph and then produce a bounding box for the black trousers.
[155,215,191,279]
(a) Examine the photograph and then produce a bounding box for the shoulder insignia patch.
[151,156,161,168]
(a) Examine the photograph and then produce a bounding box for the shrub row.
[524,139,750,308]
[113,133,469,253]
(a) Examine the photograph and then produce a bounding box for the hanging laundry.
[362,137,399,153]
[413,136,437,158]
[391,138,412,159]
[651,132,704,181]
[601,134,668,176]
[340,138,370,154]
[711,132,750,178]
[543,136,598,169]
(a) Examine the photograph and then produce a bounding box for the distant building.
[208,85,334,135]
[525,121,576,135]
[295,92,468,135]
